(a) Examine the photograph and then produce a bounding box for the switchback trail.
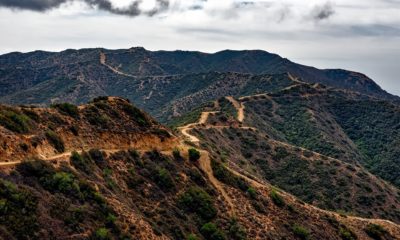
[177,111,219,144]
[177,92,400,228]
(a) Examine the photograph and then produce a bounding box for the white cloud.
[0,0,399,95]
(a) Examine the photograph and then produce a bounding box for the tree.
[188,148,201,162]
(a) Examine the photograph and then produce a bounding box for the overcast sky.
[0,0,399,95]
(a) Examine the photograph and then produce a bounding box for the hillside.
[0,47,398,123]
[172,84,400,224]
[1,97,400,240]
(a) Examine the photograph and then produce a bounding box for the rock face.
[0,97,400,240]
[0,47,397,122]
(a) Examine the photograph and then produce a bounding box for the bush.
[93,227,111,240]
[200,222,226,240]
[154,168,175,190]
[178,187,216,220]
[273,146,289,160]
[246,187,257,199]
[51,103,79,118]
[188,148,201,162]
[0,108,32,133]
[0,179,39,239]
[121,103,149,127]
[91,96,109,103]
[339,227,357,240]
[364,224,387,240]
[292,224,310,240]
[51,172,81,194]
[70,151,92,173]
[270,189,285,207]
[228,219,247,240]
[187,234,199,240]
[211,160,249,191]
[45,130,65,153]
[173,148,183,161]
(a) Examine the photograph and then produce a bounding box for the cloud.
[0,0,169,16]
[0,0,68,11]
[311,2,335,21]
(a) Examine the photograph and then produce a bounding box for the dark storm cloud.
[0,0,169,16]
[312,2,335,21]
[0,0,68,11]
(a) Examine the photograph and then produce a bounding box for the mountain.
[1,47,400,239]
[175,84,400,223]
[0,97,399,240]
[0,47,398,123]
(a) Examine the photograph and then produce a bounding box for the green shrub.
[200,222,226,240]
[63,207,85,230]
[51,103,79,118]
[121,103,149,127]
[339,227,357,240]
[45,130,65,153]
[228,219,247,240]
[91,96,109,103]
[0,179,39,239]
[273,146,289,160]
[16,159,56,178]
[178,187,216,220]
[187,234,199,240]
[292,224,310,240]
[246,187,257,199]
[188,148,201,162]
[89,149,106,166]
[51,172,80,194]
[270,189,285,207]
[0,109,32,133]
[69,125,79,136]
[93,227,111,240]
[19,143,29,152]
[211,159,249,191]
[364,224,387,240]
[103,168,117,190]
[154,168,175,190]
[173,148,183,161]
[70,151,92,173]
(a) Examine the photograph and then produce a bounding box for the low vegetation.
[188,148,201,162]
[178,186,217,221]
[51,103,79,118]
[45,130,65,153]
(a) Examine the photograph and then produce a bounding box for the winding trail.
[177,92,400,230]
[177,111,219,144]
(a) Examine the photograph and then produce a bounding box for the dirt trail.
[198,150,235,214]
[177,111,219,144]
[225,96,245,122]
[287,72,304,84]
[0,148,131,168]
[100,52,135,78]
[177,93,400,230]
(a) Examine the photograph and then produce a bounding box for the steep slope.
[1,98,399,240]
[174,87,400,224]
